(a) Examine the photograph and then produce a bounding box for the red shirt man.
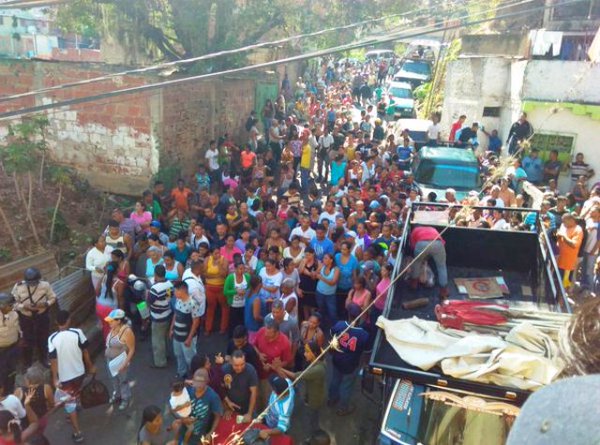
[449,115,467,142]
[409,226,445,250]
[253,321,292,380]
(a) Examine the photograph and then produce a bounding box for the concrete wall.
[522,60,600,103]
[440,57,514,150]
[461,33,529,57]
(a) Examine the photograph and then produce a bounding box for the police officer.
[11,267,56,366]
[0,292,20,393]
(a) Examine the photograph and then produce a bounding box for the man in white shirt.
[85,237,109,289]
[205,140,220,186]
[317,127,335,183]
[427,114,442,145]
[318,200,341,226]
[480,185,505,208]
[289,215,316,247]
[48,310,95,443]
[189,223,210,251]
[181,260,206,317]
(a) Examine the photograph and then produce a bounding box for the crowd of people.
[0,56,599,445]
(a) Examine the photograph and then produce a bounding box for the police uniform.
[11,280,56,365]
[0,307,20,392]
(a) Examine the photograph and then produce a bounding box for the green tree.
[48,166,73,243]
[55,0,411,67]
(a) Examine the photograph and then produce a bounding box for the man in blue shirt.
[309,225,334,261]
[328,303,369,416]
[483,128,502,154]
[259,376,295,440]
[184,369,223,443]
[396,137,414,170]
[522,149,543,184]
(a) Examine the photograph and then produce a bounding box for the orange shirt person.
[556,213,583,286]
[170,179,193,212]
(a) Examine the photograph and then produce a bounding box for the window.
[482,106,501,117]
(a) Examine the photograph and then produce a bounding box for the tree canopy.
[54,0,411,68]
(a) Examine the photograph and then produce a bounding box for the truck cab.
[367,203,570,445]
[412,146,482,200]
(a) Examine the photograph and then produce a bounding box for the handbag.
[79,376,110,409]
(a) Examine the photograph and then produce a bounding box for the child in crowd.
[169,380,193,444]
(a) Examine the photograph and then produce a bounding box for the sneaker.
[108,393,120,404]
[72,432,84,443]
[118,399,130,411]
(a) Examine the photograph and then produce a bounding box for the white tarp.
[377,316,564,390]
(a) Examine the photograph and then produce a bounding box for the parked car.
[392,59,432,88]
[392,118,431,149]
[386,82,415,119]
[365,49,396,61]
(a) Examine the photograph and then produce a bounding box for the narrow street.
[44,332,381,445]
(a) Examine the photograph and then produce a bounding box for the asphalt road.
[44,329,382,445]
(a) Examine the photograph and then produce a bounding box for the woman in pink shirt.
[130,201,152,233]
[219,234,242,272]
[345,276,371,322]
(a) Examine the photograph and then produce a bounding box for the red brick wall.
[0,60,282,194]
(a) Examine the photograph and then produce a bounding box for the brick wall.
[0,60,282,195]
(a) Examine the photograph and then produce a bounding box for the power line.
[0,0,583,121]
[0,0,514,104]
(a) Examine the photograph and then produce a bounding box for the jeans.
[328,365,358,410]
[581,253,597,287]
[410,240,448,287]
[300,167,310,194]
[315,291,337,326]
[109,364,132,402]
[173,337,197,378]
[151,320,170,367]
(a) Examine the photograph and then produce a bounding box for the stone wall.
[0,60,280,195]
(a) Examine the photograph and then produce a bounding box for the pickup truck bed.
[369,207,569,406]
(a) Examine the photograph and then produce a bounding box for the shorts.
[57,375,85,413]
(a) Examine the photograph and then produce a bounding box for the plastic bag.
[419,263,435,288]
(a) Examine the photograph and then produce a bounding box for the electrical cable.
[0,0,525,104]
[0,0,565,120]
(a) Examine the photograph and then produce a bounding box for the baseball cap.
[105,308,126,322]
[150,220,161,228]
[362,260,376,272]
[506,375,600,445]
[370,200,381,209]
[190,370,209,388]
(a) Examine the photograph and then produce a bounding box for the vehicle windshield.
[384,388,518,445]
[416,397,514,445]
[415,160,481,189]
[402,61,431,75]
[389,87,412,99]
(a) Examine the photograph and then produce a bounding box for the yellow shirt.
[346,143,356,161]
[300,144,312,169]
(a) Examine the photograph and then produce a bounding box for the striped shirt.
[264,378,295,433]
[169,217,191,238]
[148,281,174,322]
[173,298,201,342]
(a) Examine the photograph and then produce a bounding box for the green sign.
[530,132,576,175]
